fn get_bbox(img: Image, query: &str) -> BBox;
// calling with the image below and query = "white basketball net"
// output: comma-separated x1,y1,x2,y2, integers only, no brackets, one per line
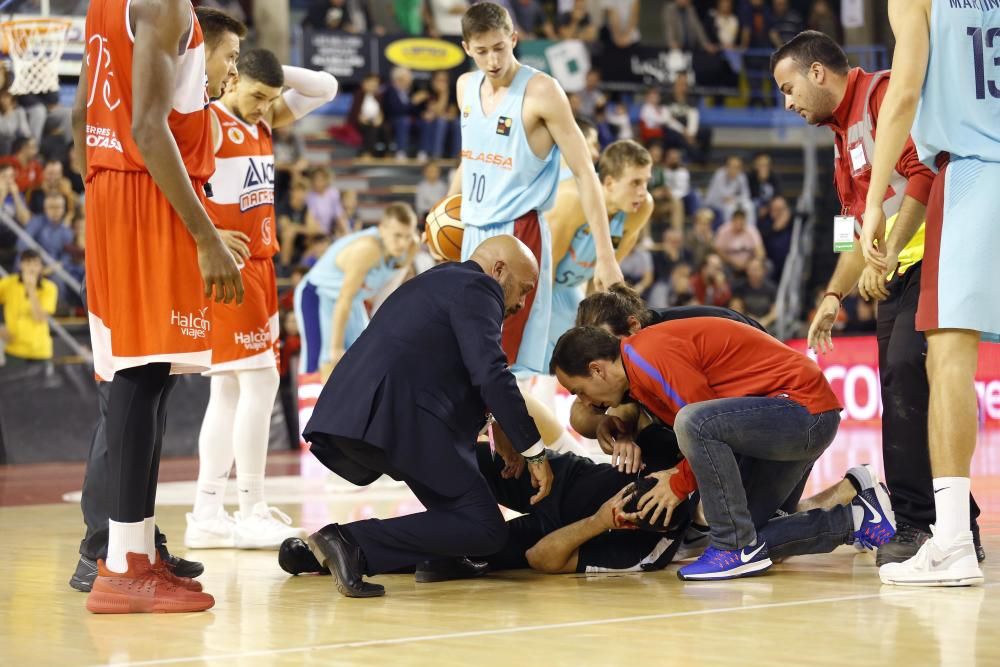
1,19,71,95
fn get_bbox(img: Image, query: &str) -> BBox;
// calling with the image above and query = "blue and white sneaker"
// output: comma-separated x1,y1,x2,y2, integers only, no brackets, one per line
845,464,879,551
677,540,772,581
852,483,896,549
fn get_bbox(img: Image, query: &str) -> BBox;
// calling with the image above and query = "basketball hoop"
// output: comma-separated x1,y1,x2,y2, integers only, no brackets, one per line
0,18,71,95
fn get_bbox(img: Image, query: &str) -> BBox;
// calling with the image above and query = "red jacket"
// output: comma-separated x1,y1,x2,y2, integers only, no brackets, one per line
821,68,934,221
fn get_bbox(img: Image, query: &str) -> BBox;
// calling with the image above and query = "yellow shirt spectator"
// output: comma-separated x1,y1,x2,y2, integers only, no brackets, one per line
0,272,58,360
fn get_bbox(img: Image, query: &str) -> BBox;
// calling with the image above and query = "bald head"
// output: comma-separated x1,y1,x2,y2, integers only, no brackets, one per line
470,235,539,318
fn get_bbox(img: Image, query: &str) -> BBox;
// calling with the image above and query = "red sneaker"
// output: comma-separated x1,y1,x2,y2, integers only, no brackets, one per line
86,553,215,614
152,555,203,592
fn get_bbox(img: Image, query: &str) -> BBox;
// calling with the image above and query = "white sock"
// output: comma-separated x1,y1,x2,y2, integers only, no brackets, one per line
193,374,239,520
933,477,971,544
143,516,156,563
233,367,280,517
107,520,147,574
550,430,586,455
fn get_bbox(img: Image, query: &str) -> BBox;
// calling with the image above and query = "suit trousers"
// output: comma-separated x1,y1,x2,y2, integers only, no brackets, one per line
877,262,980,530
331,437,507,575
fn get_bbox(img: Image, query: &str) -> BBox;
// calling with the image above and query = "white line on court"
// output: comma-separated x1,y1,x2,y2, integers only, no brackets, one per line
93,583,997,667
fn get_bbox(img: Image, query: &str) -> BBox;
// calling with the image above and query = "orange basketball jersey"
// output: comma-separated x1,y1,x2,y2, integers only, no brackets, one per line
206,102,279,259
83,0,214,181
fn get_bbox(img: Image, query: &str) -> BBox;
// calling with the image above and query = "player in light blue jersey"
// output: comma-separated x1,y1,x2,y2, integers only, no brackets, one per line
448,2,624,379
295,203,417,379
859,0,998,587
545,140,654,371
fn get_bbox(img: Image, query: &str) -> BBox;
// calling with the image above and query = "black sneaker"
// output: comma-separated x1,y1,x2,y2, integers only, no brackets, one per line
972,523,986,563
875,522,930,567
157,544,205,580
68,555,99,592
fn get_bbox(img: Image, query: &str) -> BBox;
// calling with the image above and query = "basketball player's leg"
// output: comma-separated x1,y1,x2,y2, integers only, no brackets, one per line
187,373,239,548
294,279,323,374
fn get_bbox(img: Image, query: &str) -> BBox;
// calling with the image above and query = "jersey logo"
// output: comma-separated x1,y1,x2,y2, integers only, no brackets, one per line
86,34,122,112
496,116,512,136
460,149,513,171
227,126,245,145
261,216,272,246
240,158,275,212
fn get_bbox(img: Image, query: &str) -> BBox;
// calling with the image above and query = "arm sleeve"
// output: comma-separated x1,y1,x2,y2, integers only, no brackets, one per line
669,459,698,497
281,66,339,119
868,76,933,205
449,277,542,453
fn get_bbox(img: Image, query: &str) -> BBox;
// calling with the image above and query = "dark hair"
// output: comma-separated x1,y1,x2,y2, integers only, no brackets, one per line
770,30,849,76
12,136,33,154
19,248,40,263
549,326,621,376
237,48,284,88
575,116,597,136
195,7,248,49
598,140,653,182
575,284,653,336
461,2,513,41
731,208,747,219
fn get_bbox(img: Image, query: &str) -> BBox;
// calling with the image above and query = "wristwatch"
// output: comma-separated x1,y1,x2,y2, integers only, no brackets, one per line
524,450,548,465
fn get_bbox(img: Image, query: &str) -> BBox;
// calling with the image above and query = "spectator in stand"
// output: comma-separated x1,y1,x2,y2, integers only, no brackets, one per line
691,253,732,307
301,234,333,268
272,125,309,194
278,179,324,271
619,237,655,298
714,208,765,275
367,0,423,35
64,145,85,196
383,67,429,160
18,193,73,267
0,91,29,157
1,137,43,193
663,73,711,163
667,261,696,307
415,162,449,222
0,248,57,367
734,257,777,329
600,0,640,81
303,0,359,32
652,227,692,292
306,167,347,237
593,103,616,147
63,211,86,300
748,151,782,222
740,0,775,107
0,163,30,226
709,0,740,49
688,207,717,269
511,0,555,39
769,0,804,47
340,190,360,233
558,0,597,41
645,144,682,232
663,0,716,54
664,147,698,217
704,155,754,228
578,70,607,118
808,0,842,44
28,159,78,217
728,295,746,314
349,73,389,158
426,0,469,37
758,195,794,280
605,101,633,141
420,71,459,160
638,88,668,146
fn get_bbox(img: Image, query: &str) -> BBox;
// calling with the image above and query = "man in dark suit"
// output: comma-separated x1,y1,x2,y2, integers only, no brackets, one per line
304,235,554,597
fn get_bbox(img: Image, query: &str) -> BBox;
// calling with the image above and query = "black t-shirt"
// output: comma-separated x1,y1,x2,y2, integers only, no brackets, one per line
650,305,767,333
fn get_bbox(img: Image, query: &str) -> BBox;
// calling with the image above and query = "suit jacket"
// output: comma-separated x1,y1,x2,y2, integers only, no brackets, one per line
304,261,541,497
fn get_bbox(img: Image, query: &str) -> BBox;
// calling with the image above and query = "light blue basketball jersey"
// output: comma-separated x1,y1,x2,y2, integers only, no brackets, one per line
460,65,562,226
305,227,400,301
913,0,1000,166
553,211,627,288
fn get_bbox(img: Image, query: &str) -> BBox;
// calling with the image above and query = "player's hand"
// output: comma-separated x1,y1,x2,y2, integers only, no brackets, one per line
597,416,643,474
598,483,638,531
197,235,244,304
860,206,887,271
807,295,840,354
491,423,526,479
858,264,890,303
527,455,554,505
592,256,624,292
219,229,251,263
633,468,682,529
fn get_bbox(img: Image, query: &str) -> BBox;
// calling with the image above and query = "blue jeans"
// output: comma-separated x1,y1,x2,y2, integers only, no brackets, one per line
674,397,841,551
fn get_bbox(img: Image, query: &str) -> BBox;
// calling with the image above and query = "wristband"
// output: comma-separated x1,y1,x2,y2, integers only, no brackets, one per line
822,291,843,307
524,450,548,465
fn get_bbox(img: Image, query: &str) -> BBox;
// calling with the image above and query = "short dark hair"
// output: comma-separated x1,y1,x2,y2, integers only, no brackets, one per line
770,30,849,76
19,248,41,263
237,48,284,88
461,2,513,41
575,284,654,336
549,326,621,376
195,7,248,49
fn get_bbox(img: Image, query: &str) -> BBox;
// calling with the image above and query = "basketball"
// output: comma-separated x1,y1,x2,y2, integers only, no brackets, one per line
424,194,464,262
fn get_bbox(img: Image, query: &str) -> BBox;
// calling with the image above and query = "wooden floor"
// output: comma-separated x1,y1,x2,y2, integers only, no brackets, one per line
2,435,999,667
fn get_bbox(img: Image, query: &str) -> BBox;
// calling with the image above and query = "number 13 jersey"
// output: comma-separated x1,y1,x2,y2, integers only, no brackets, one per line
914,0,1000,166
459,65,561,227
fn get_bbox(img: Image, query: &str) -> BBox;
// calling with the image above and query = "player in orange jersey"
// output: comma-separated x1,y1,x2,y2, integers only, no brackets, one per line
72,2,245,614
184,48,338,550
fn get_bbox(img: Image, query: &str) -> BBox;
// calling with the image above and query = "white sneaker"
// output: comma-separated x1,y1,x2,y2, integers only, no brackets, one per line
185,508,236,549
879,529,984,587
233,502,305,549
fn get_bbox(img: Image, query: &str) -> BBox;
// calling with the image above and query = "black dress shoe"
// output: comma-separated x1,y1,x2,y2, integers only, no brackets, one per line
157,544,205,579
415,557,489,583
69,555,99,592
279,537,328,575
307,525,385,598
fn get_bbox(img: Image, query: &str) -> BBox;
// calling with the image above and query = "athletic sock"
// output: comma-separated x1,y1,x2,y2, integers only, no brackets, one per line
236,474,265,517
143,516,156,563
933,477,971,544
193,477,228,521
107,519,146,574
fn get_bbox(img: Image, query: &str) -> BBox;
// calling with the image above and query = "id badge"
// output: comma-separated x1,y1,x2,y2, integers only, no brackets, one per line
833,215,856,253
848,139,870,176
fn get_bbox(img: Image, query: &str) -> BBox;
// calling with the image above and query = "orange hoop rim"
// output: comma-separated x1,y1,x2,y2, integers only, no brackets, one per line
0,17,73,32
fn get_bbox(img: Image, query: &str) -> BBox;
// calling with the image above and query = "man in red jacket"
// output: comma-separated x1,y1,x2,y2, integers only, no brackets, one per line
550,319,896,580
